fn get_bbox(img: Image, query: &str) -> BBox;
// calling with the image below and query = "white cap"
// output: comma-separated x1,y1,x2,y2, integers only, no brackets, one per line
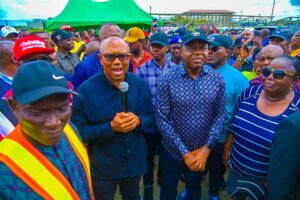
1,26,18,38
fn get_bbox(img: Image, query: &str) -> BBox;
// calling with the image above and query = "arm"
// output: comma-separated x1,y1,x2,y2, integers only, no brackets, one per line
233,38,256,70
223,133,233,166
205,80,226,149
71,94,115,144
267,117,300,200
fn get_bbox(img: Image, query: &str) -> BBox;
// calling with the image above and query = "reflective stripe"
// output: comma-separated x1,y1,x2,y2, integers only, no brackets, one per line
63,123,94,199
0,139,77,199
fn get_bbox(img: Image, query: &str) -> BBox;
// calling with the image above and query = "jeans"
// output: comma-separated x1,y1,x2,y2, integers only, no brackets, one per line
92,176,141,200
160,147,203,200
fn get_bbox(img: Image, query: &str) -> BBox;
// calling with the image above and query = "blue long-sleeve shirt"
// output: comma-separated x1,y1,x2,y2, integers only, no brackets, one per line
155,64,226,160
71,72,154,179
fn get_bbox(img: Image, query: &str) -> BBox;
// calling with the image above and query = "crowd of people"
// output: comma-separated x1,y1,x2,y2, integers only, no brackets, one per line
0,22,299,200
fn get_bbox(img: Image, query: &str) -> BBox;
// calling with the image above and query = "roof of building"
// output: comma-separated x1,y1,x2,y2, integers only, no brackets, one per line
183,10,235,14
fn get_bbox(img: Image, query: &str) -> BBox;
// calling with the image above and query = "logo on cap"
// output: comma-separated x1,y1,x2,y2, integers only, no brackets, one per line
191,32,201,36
178,38,182,43
52,75,64,80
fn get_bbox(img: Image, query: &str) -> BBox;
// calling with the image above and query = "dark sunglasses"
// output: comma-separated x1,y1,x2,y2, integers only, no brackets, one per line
101,54,129,62
208,45,220,52
262,67,295,80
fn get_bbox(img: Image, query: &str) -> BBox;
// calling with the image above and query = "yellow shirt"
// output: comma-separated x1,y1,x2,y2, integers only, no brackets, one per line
290,49,300,57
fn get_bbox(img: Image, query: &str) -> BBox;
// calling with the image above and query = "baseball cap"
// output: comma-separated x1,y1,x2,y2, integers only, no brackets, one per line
124,27,145,43
51,30,74,44
268,31,290,42
13,60,77,104
233,36,248,48
60,24,75,32
14,35,55,61
208,34,232,49
253,30,261,37
183,30,208,45
169,36,183,45
174,28,186,36
150,32,168,46
143,30,150,39
1,26,18,37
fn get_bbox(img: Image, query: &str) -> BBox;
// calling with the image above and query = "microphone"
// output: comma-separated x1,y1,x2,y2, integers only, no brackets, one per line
118,81,129,112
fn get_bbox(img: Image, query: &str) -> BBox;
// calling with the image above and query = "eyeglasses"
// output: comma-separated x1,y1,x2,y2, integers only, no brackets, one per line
21,56,52,64
208,45,220,52
101,54,130,62
262,67,295,80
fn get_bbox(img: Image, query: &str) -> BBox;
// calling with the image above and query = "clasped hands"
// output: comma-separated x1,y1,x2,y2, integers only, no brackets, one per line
182,146,211,172
111,112,140,133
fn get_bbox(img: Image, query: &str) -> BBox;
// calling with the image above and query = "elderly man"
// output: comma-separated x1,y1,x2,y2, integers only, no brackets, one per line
51,29,80,77
72,23,133,89
124,27,152,73
71,37,154,200
0,60,93,199
156,30,226,200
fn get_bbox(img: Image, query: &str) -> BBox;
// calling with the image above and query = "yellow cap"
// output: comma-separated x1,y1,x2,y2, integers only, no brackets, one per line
124,27,145,43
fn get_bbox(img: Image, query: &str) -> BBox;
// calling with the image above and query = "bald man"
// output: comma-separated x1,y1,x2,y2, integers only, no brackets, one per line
0,41,18,97
72,37,154,200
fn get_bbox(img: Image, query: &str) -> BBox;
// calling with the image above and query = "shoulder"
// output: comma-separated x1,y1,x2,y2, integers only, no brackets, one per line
240,85,263,100
77,73,102,93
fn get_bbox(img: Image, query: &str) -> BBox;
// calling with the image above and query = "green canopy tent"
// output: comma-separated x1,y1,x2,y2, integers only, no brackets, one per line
46,0,153,30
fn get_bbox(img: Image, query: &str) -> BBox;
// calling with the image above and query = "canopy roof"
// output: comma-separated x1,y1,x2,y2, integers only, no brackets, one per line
46,0,153,30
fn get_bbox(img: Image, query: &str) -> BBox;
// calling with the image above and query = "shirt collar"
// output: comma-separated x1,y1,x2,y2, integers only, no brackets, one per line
180,64,210,78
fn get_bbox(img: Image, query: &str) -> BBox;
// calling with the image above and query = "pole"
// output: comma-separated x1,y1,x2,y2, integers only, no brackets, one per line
271,0,275,22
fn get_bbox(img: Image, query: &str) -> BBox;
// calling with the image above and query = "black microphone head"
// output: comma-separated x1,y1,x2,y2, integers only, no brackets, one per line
119,81,129,92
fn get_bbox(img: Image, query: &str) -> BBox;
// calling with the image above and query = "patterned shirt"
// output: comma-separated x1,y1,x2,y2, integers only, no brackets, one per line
229,85,300,179
0,124,92,200
136,58,175,135
156,64,226,160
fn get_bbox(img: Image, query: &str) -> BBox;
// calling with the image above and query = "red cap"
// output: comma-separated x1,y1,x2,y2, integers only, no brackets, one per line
60,24,75,32
14,35,55,61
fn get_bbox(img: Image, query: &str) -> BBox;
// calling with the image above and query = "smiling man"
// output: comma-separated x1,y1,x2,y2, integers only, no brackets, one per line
0,60,93,199
156,30,226,199
71,36,154,200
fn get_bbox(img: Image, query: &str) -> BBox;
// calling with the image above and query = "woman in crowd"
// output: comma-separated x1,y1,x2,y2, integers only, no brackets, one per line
223,55,300,200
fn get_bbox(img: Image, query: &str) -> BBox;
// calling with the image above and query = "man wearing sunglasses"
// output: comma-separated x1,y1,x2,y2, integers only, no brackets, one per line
206,34,249,200
71,37,154,200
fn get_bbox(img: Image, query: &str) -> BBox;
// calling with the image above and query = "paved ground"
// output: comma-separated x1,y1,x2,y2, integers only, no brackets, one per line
115,156,231,200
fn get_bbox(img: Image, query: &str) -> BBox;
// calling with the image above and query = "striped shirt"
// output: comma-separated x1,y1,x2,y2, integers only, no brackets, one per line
229,85,300,179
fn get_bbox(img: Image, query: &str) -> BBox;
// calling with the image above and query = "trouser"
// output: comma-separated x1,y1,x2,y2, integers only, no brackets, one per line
92,176,141,200
143,134,162,187
206,142,225,196
160,146,203,200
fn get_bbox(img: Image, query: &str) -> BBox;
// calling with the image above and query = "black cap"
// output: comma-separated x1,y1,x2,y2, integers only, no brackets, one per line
183,30,209,45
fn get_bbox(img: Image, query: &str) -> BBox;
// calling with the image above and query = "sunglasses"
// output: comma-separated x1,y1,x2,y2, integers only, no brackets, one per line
262,67,295,80
208,45,220,52
101,54,129,62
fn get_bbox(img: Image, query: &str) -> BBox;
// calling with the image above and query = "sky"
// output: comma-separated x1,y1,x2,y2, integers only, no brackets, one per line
0,0,299,21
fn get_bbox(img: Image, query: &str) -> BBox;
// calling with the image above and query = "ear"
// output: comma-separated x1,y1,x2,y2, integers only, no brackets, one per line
97,54,104,65
8,99,21,119
225,49,231,58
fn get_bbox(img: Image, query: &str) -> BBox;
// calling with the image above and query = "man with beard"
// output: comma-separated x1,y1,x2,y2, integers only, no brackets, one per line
136,32,173,200
156,30,226,199
51,30,80,77
206,34,249,200
124,27,152,73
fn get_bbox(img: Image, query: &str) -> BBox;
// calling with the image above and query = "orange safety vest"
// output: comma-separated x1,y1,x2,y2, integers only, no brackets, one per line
0,123,94,200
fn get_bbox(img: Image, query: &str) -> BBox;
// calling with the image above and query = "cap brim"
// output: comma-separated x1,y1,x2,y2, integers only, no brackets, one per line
3,31,18,37
268,35,286,41
17,48,55,61
15,86,78,104
209,41,223,47
124,37,138,43
183,37,209,45
150,40,168,46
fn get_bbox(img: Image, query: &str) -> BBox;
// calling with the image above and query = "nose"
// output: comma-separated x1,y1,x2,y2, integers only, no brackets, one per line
45,112,61,128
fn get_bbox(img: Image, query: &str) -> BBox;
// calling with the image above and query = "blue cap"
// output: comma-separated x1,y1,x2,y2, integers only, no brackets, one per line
233,36,248,48
150,32,168,46
268,31,290,42
169,36,184,45
208,34,232,49
51,30,73,44
183,30,208,45
174,28,186,36
253,30,261,37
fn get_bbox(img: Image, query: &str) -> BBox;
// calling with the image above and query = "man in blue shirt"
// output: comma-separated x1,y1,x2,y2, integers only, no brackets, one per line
156,30,226,200
136,32,174,200
71,37,154,200
206,34,249,200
